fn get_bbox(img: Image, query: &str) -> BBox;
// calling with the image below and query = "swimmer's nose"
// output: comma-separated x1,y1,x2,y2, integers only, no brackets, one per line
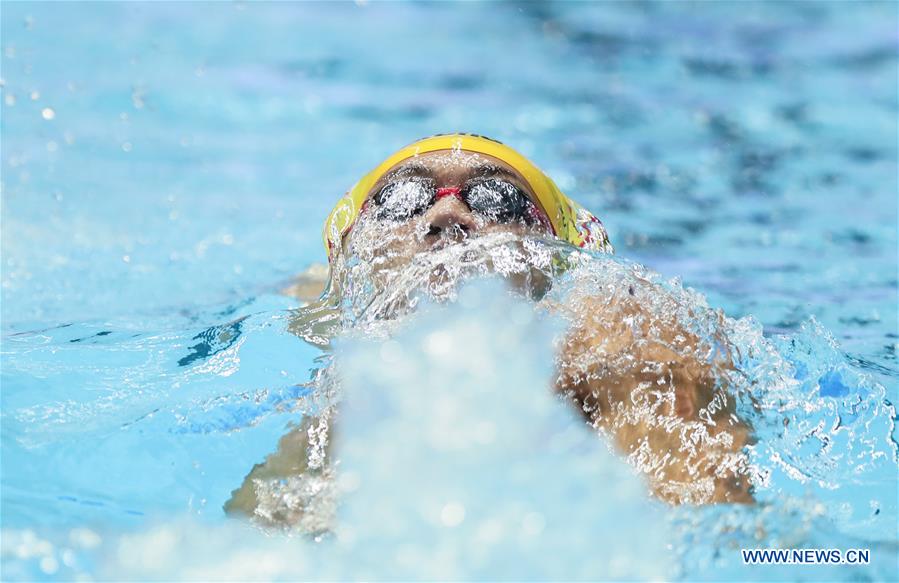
423,196,477,243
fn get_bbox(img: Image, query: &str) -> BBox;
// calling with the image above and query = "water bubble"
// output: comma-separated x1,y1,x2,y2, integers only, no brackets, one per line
424,331,452,357
68,528,101,550
39,556,59,575
379,339,403,364
61,549,76,567
5,93,15,106
131,86,146,109
41,107,55,120
122,142,132,152
30,90,39,101
439,502,465,527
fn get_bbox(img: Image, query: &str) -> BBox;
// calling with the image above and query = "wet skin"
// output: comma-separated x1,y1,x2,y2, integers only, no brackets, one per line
339,150,555,298
226,150,753,524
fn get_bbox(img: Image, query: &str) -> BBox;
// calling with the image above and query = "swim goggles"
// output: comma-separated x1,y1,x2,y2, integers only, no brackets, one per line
367,175,550,230
323,133,613,259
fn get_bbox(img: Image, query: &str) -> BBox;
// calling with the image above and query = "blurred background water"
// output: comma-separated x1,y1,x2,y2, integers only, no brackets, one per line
1,1,897,580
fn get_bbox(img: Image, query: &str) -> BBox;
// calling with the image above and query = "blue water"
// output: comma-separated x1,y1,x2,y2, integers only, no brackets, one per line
1,2,897,580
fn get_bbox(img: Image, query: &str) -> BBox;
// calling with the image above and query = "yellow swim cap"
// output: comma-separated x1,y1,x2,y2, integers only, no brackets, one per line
322,133,612,259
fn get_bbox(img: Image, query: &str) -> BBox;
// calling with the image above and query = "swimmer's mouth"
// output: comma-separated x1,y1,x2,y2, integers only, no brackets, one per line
422,225,472,251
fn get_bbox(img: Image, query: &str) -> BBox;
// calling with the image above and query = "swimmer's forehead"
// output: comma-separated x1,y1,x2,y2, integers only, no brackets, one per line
366,150,535,198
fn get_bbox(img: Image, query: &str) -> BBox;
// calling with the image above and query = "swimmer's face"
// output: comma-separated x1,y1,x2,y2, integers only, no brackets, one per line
345,150,553,266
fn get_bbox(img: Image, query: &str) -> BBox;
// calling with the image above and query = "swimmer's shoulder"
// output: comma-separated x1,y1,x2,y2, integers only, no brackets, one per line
283,263,329,303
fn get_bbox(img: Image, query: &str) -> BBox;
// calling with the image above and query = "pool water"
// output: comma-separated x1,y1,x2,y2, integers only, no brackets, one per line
1,2,897,580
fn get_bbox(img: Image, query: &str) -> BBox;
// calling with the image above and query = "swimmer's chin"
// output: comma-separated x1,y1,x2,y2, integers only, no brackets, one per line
399,239,554,304
338,231,559,320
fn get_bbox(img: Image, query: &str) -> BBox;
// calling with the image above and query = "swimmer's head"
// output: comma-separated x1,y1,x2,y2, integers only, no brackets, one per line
321,134,613,315
323,134,613,262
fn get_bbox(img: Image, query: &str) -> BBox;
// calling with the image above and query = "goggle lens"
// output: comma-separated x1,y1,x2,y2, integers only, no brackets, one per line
463,178,532,223
371,178,538,225
372,177,436,221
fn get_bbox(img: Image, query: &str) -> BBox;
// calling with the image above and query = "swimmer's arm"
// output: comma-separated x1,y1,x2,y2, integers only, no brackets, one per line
224,412,332,522
552,290,753,504
282,263,329,303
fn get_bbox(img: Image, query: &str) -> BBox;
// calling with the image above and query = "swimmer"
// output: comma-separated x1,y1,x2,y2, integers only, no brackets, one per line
226,134,753,527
